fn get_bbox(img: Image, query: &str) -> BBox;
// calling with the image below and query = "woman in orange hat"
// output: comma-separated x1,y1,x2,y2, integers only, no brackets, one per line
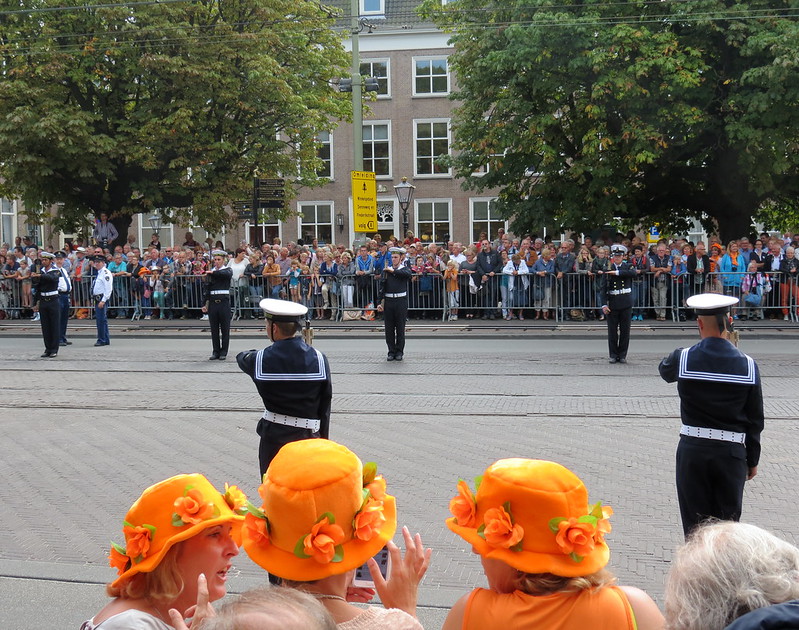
82,474,247,629
442,459,664,630
242,439,431,629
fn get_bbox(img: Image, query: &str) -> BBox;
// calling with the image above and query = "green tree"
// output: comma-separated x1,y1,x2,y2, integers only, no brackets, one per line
0,0,350,244
420,0,799,242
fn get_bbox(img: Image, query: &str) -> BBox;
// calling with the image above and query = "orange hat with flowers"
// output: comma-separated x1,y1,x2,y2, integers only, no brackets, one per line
446,459,612,577
108,474,247,588
242,439,397,581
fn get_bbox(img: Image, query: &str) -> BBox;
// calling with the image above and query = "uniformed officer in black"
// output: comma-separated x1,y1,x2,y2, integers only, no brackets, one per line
600,244,637,363
203,249,233,360
659,293,764,537
378,246,412,361
32,251,61,358
237,298,332,479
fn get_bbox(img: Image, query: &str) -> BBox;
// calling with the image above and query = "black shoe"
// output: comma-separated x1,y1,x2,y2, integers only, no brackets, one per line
40,352,51,358
209,354,220,360
608,357,618,363
619,358,627,364
218,354,227,361
47,353,57,358
387,353,395,361
94,341,106,347
59,341,68,347
394,352,403,361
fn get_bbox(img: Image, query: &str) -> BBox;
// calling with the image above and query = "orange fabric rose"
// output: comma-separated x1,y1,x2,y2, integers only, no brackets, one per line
109,546,130,575
595,506,613,543
354,499,385,541
224,483,247,512
174,488,214,525
244,512,270,547
303,516,346,564
366,475,387,501
449,480,477,527
555,518,597,557
483,506,524,549
123,525,152,560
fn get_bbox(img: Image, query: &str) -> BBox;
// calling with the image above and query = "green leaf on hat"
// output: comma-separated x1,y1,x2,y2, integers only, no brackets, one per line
332,544,344,563
510,539,524,553
589,501,604,519
569,552,584,563
293,536,312,559
132,554,144,564
548,517,567,534
245,501,266,518
476,523,487,540
212,504,221,518
110,541,127,555
122,520,134,529
316,512,336,525
183,484,195,496
503,502,514,523
474,475,483,492
363,462,378,485
172,513,186,528
143,523,157,537
577,514,598,526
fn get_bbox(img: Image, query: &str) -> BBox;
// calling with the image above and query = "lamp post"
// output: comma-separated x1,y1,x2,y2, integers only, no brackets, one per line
147,212,162,234
336,212,345,233
393,177,415,242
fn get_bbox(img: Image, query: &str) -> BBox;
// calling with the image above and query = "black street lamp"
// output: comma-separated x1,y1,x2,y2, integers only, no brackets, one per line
393,177,415,241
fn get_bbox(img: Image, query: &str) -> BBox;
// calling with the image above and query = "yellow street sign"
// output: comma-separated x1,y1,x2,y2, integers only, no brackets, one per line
351,170,377,232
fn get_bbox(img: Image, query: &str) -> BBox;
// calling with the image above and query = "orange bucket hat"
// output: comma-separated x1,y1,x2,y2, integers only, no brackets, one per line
108,474,247,588
446,459,612,577
242,439,397,581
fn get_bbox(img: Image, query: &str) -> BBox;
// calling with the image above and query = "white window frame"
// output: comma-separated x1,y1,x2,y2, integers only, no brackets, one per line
246,218,281,247
0,197,17,246
359,0,384,16
316,130,333,180
412,56,450,96
363,120,392,179
413,118,451,178
414,198,452,245
297,201,335,246
469,198,507,242
360,58,391,99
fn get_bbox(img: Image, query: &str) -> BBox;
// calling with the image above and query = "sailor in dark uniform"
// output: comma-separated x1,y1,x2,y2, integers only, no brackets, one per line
378,246,412,361
33,251,61,358
203,250,233,360
659,293,764,537
600,244,637,363
237,298,332,479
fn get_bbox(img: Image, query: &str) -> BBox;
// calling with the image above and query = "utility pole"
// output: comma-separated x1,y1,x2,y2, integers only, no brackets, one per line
351,0,363,173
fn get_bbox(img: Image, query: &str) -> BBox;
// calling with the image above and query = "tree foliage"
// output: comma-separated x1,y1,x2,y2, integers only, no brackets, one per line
420,0,799,242
0,0,351,237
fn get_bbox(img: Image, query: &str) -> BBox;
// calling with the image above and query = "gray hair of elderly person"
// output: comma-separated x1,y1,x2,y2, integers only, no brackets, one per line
664,521,799,630
201,586,336,630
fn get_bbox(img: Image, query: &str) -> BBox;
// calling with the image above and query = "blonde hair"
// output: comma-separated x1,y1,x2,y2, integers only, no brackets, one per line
106,543,184,602
513,568,616,596
203,586,335,630
665,522,799,630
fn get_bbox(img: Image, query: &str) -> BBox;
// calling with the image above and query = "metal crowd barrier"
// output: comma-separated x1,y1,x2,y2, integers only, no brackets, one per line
0,270,796,324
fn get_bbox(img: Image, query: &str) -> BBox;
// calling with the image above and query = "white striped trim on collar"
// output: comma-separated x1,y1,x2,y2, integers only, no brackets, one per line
678,348,756,385
253,347,327,382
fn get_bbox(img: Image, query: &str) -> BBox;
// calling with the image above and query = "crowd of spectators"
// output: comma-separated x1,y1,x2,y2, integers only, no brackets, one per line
1,229,797,323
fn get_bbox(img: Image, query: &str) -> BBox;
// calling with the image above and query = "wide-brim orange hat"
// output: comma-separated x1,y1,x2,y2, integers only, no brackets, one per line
446,459,611,577
109,474,247,588
243,439,397,581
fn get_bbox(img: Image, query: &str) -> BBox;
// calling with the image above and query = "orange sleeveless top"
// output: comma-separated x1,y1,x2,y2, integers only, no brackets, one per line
462,586,636,630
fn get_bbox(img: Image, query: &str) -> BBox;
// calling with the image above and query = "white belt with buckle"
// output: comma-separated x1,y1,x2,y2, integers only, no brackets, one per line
609,289,631,295
680,424,746,444
211,290,229,295
40,291,58,297
385,292,407,298
261,410,320,432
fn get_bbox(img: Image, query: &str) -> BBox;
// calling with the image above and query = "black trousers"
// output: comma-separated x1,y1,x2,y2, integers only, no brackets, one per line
208,296,231,356
257,419,319,478
607,305,632,360
676,435,748,537
39,296,60,354
383,296,408,354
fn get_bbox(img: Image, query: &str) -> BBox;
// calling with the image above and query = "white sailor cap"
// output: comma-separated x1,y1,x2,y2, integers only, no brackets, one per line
610,244,628,256
76,247,87,253
259,298,308,322
686,293,739,315
211,249,227,257
40,251,55,259
388,246,406,255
